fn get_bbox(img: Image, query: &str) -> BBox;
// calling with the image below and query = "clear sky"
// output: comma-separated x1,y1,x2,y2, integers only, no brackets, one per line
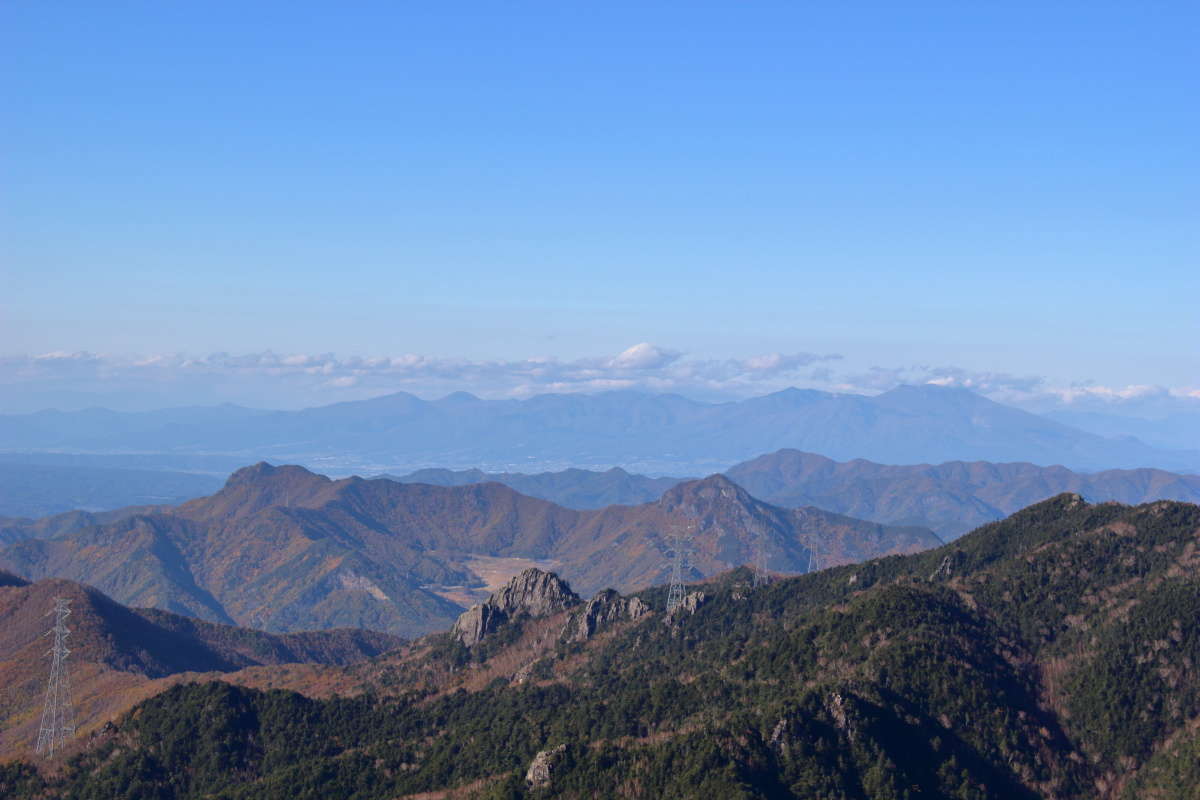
2,2,1197,408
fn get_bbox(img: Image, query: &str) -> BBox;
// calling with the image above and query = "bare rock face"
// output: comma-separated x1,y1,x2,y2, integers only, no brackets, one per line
561,588,653,643
452,568,580,646
525,743,567,788
491,568,580,617
626,595,651,620
665,590,707,624
449,603,505,647
681,591,707,613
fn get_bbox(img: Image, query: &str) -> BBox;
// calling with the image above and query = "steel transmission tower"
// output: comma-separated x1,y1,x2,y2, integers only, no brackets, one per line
36,597,76,757
752,528,770,588
664,525,694,613
807,532,821,574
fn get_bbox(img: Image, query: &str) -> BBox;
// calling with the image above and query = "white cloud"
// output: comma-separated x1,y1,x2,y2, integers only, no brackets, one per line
4,346,1192,421
607,343,681,370
837,365,1045,396
0,345,845,409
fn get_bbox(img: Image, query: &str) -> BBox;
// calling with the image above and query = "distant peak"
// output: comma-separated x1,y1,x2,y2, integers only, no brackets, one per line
660,473,749,505
694,473,740,488
225,462,278,486
223,462,322,489
437,391,482,404
766,386,820,400
490,568,580,615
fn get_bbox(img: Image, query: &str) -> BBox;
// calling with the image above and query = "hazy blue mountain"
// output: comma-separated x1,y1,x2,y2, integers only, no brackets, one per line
1,385,1196,475
385,466,686,509
726,448,1200,539
1045,408,1200,453
0,462,223,519
366,449,1200,539
0,451,249,474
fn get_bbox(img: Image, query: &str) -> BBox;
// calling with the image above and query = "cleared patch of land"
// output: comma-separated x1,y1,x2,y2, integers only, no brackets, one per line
423,554,561,607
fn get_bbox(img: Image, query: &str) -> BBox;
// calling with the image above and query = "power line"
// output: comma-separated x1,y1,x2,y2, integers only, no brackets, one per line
35,597,76,758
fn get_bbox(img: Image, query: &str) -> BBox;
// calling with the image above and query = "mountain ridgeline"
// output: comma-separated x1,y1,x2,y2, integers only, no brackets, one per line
4,494,1200,798
0,463,938,636
389,451,1200,540
2,385,1196,475
387,465,685,509
724,449,1200,539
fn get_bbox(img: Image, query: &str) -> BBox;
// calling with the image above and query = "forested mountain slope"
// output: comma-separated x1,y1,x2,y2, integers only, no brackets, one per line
0,577,402,758
4,494,1198,798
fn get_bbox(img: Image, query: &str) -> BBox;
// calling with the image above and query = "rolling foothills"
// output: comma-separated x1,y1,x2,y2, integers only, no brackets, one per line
0,463,938,637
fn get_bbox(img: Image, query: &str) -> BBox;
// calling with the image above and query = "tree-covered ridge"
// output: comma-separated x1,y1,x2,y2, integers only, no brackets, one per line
5,494,1199,799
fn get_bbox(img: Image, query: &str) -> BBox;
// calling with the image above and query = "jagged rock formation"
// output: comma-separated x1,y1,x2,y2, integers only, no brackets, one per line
490,568,580,617
525,744,568,788
452,568,580,645
665,590,707,624
561,589,652,643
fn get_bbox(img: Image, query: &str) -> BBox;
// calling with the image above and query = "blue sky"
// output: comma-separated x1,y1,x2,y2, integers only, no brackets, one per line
2,2,1197,409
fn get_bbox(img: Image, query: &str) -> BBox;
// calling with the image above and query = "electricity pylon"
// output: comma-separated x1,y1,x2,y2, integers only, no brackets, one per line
752,529,770,588
35,597,76,757
807,532,821,574
664,524,695,613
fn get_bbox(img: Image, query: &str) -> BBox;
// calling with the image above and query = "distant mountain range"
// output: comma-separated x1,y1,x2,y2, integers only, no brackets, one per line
2,384,1197,474
9,444,1200,563
385,451,1200,540
0,461,222,519
724,449,1200,539
1045,407,1200,453
0,464,938,636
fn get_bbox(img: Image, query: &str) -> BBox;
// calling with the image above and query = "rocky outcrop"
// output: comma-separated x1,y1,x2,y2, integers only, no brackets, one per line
490,568,580,617
561,589,653,643
452,568,580,646
525,744,568,788
449,603,506,647
665,590,707,624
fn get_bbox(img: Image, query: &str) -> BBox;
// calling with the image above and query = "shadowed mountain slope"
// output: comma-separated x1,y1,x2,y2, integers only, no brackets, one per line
0,464,938,636
726,448,1200,538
